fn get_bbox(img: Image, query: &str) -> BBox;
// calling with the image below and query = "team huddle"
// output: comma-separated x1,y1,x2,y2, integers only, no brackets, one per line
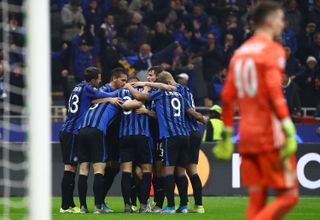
59,2,300,219
59,65,209,214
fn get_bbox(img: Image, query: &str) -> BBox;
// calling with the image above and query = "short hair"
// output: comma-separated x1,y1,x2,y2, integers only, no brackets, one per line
110,67,127,80
84,67,101,82
157,71,174,84
251,1,283,27
127,76,140,83
147,66,163,76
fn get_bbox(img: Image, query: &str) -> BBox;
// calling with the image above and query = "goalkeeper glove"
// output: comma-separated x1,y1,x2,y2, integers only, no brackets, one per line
281,118,297,160
212,128,234,160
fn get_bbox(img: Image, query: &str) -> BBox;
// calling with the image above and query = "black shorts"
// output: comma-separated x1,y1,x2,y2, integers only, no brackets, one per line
119,135,153,164
188,131,202,164
162,135,189,168
105,121,120,162
78,128,107,163
59,131,78,165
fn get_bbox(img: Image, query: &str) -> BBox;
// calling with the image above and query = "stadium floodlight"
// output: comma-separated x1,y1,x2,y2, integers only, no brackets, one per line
0,0,51,219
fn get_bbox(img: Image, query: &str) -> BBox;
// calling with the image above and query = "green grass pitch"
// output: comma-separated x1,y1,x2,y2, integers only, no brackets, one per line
1,196,320,220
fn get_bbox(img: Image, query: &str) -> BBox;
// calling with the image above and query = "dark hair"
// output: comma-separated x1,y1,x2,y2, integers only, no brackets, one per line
127,76,140,83
147,66,163,76
110,67,127,80
251,1,283,27
84,67,101,82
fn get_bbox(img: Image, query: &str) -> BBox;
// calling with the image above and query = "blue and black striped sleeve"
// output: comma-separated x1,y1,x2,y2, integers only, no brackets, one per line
148,89,163,101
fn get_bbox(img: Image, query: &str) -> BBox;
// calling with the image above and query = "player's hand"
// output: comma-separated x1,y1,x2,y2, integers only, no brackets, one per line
130,82,147,87
123,83,131,89
108,97,123,107
201,115,209,124
135,106,148,115
212,128,234,160
281,119,297,160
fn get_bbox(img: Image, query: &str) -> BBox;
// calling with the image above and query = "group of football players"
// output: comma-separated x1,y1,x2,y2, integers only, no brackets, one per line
59,65,209,214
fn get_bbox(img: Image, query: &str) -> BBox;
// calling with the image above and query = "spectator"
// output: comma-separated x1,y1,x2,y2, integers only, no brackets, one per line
311,32,320,63
297,22,317,62
83,0,103,30
282,19,298,55
128,0,153,14
173,22,192,49
151,22,174,53
99,14,117,47
133,42,179,72
309,0,320,27
191,4,208,28
223,12,243,46
284,46,302,81
201,33,225,81
282,74,302,117
61,0,85,42
71,27,100,82
285,0,302,34
217,0,247,16
243,19,254,41
208,67,227,105
223,33,236,65
171,0,189,23
113,0,132,37
300,56,319,107
126,12,150,51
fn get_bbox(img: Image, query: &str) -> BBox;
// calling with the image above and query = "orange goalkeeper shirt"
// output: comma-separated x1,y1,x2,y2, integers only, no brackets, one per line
221,34,290,154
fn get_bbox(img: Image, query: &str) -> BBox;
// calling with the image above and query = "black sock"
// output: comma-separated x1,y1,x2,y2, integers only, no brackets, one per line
157,176,165,208
190,173,202,205
175,175,189,206
121,172,132,205
164,174,175,207
78,175,88,208
69,172,76,207
103,167,119,202
130,178,138,206
93,173,105,209
61,171,75,209
152,176,160,204
139,172,152,205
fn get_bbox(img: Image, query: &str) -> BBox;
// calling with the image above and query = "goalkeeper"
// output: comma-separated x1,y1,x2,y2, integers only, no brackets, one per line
213,2,299,220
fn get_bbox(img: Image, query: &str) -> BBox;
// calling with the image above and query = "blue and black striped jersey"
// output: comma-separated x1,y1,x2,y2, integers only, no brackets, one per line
100,83,114,93
149,88,190,139
118,88,151,137
61,81,117,135
79,102,120,135
176,84,199,132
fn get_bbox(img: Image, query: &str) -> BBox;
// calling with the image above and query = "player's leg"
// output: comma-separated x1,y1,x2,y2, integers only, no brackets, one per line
91,129,108,213
254,188,298,220
245,186,267,220
152,141,165,211
175,136,190,213
130,165,141,211
136,136,153,212
59,131,79,213
161,137,178,213
92,162,107,212
253,152,299,220
186,131,203,213
78,162,90,213
119,137,135,212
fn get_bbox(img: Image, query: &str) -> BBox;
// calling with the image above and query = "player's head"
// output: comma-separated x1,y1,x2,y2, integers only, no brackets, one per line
110,67,128,89
84,67,102,88
127,76,140,83
251,1,284,38
157,71,175,85
147,65,163,82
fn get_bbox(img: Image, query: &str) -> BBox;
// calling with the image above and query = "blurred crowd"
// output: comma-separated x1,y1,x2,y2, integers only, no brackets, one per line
1,0,320,117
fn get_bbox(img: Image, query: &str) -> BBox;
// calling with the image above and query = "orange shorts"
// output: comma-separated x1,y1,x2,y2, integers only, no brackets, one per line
241,149,298,189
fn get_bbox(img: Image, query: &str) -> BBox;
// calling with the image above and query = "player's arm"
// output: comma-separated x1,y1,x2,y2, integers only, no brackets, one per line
265,54,297,160
131,81,176,91
92,97,122,106
186,108,209,124
122,99,143,110
135,106,157,118
124,83,151,101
